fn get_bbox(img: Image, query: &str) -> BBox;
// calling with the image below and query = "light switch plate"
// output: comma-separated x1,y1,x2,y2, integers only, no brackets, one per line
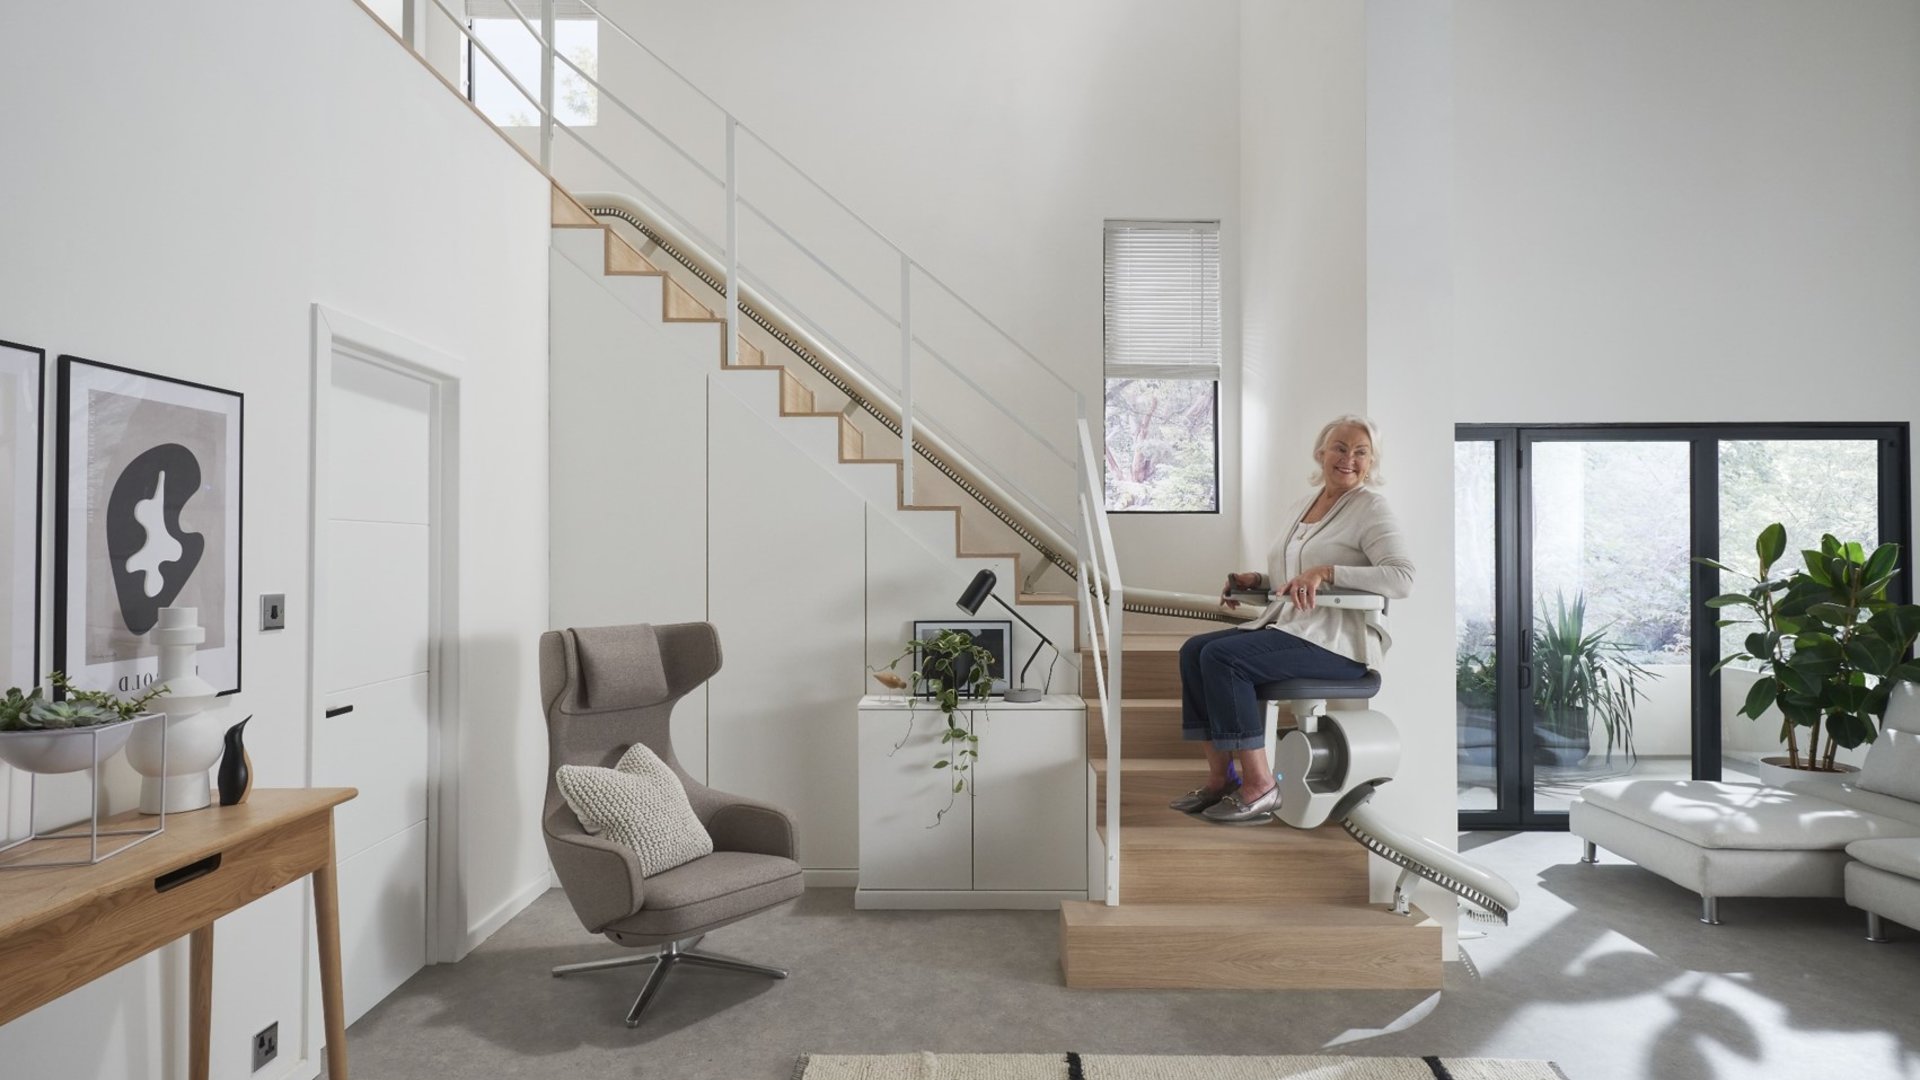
259,594,287,631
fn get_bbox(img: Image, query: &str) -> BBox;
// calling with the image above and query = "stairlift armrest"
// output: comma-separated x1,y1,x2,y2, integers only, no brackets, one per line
1309,588,1388,612
545,820,647,932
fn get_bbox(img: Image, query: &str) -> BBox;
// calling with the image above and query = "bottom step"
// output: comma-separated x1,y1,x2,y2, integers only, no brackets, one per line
1059,900,1441,990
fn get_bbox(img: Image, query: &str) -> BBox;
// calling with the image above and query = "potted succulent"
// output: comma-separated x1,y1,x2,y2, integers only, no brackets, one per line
0,673,169,774
1707,524,1920,782
872,628,999,824
1531,591,1653,766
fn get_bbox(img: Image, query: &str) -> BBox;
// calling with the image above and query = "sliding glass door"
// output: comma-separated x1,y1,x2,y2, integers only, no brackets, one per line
1457,425,1909,830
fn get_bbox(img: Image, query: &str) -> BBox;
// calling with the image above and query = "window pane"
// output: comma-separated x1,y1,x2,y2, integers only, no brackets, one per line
1103,378,1217,512
470,18,598,128
1717,439,1881,779
1456,441,1498,812
1530,441,1691,813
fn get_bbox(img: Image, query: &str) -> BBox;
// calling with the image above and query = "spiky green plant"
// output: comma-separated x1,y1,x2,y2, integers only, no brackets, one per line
1531,591,1653,763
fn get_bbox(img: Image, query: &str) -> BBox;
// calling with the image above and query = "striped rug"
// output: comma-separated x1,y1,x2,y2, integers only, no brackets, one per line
793,1054,1568,1080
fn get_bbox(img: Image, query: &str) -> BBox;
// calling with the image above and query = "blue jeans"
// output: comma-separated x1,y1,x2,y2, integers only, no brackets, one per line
1179,628,1368,751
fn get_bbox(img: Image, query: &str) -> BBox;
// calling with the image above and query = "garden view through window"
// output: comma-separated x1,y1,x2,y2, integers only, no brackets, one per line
1454,427,1904,827
1102,221,1220,512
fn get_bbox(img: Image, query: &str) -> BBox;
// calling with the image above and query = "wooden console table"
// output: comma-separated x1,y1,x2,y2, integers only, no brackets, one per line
0,788,358,1080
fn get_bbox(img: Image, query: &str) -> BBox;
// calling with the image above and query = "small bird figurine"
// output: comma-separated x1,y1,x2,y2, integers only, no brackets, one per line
217,716,253,806
872,671,908,691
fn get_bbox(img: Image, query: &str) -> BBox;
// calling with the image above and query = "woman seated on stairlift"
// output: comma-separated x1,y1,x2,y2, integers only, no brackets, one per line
1170,414,1415,825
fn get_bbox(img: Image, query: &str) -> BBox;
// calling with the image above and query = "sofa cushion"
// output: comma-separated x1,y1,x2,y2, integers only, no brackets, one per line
1574,780,1908,850
1782,779,1920,829
556,742,713,877
1858,727,1920,803
1845,837,1920,880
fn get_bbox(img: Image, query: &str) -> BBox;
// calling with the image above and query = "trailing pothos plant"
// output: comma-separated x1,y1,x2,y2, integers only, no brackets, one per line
872,628,999,826
1705,524,1920,772
0,672,169,733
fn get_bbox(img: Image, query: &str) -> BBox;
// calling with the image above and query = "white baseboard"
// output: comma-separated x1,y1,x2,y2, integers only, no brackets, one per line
461,870,557,957
854,889,1085,910
804,868,859,887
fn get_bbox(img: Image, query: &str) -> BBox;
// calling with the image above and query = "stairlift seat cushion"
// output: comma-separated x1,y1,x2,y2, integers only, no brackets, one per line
1845,838,1920,880
1858,727,1920,803
1255,671,1382,701
556,743,714,877
1575,779,1914,850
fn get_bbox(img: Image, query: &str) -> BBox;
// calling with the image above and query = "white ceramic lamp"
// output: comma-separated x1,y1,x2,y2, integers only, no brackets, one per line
125,606,225,813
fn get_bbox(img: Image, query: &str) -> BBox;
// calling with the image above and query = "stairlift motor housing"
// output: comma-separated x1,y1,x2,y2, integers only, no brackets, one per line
1275,702,1399,829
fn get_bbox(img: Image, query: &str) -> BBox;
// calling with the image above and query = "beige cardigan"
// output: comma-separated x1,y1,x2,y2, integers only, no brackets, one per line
1237,486,1415,668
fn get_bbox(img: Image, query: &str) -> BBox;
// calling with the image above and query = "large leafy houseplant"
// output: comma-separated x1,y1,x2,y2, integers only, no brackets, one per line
873,629,999,824
1531,591,1653,764
1707,525,1920,772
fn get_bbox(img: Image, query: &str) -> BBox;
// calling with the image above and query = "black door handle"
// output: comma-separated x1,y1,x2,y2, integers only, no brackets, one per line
325,704,354,718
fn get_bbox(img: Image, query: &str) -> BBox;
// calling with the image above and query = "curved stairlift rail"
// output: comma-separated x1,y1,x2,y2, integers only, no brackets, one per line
1342,802,1519,925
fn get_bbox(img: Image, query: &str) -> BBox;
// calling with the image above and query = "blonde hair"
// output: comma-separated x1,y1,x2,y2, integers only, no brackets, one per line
1308,414,1384,486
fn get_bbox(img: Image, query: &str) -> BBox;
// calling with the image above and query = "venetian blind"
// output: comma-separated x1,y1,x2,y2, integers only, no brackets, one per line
1102,220,1221,381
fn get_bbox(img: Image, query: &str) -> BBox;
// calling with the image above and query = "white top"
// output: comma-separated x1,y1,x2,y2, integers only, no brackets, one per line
1239,487,1415,668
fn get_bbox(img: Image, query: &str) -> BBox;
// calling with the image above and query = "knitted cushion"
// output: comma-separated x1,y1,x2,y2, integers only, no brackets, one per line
556,744,713,877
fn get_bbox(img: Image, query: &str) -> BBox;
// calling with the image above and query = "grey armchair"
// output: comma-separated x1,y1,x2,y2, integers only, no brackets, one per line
539,622,804,1027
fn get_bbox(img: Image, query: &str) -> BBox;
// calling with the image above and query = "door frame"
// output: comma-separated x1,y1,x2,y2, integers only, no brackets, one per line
1459,422,1911,831
308,303,465,963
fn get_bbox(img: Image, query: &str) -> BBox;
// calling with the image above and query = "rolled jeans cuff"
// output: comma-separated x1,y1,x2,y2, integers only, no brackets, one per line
1208,734,1266,751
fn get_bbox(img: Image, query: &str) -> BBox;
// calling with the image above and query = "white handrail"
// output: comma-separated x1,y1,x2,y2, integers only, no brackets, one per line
1077,417,1122,905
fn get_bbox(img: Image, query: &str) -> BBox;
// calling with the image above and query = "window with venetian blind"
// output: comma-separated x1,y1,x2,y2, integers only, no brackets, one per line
1103,220,1221,512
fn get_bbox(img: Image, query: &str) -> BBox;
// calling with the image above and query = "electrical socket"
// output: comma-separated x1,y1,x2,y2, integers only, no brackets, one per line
252,1022,278,1071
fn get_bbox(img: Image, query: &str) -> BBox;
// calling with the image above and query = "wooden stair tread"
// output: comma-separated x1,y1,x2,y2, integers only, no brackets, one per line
1062,899,1432,931
1090,757,1202,775
1097,823,1351,850
1091,698,1180,709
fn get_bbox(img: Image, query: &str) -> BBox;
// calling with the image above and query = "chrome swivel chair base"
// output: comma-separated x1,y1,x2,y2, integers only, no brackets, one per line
552,935,789,1027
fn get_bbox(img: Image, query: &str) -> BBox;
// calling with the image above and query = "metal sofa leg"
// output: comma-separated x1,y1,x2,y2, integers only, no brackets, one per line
1700,895,1721,925
1580,840,1598,864
1867,912,1889,943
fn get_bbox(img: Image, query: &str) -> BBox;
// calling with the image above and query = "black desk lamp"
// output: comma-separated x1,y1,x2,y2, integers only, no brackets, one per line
956,569,1056,703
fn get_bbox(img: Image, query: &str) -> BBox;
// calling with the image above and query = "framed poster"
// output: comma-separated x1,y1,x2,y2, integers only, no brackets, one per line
1,341,44,691
56,356,243,696
913,619,1011,697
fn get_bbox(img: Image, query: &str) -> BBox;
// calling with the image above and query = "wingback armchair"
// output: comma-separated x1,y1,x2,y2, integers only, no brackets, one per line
539,622,803,1026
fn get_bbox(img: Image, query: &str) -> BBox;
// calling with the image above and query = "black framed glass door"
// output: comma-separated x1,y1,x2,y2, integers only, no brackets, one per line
1457,424,1910,830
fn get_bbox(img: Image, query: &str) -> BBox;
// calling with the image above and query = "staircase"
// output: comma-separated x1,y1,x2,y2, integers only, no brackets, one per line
1061,633,1442,990
548,185,1081,636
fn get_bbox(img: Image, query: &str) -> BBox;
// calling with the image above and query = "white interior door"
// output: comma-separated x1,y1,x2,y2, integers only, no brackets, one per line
315,352,434,1024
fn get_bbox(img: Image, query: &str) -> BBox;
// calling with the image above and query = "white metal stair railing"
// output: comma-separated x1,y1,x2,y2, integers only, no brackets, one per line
1075,417,1123,905
401,0,1244,627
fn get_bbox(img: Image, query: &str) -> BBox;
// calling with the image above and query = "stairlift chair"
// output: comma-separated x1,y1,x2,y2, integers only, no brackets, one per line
1256,591,1521,925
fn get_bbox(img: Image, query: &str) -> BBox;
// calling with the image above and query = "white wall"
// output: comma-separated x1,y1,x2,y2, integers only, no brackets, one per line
1238,0,1368,567
0,3,552,1079
535,0,1244,590
1454,0,1920,429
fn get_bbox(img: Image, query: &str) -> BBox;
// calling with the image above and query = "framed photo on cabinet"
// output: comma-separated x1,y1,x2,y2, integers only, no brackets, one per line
1,340,44,690
56,356,243,696
913,618,1011,697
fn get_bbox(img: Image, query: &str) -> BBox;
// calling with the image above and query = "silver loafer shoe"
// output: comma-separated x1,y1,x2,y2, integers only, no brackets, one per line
1168,784,1235,814
1201,782,1281,824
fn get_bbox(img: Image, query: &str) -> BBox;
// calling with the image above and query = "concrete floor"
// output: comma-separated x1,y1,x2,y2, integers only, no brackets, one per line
335,831,1920,1080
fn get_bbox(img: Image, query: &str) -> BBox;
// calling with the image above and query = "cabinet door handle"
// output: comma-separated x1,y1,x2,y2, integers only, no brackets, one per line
324,704,353,718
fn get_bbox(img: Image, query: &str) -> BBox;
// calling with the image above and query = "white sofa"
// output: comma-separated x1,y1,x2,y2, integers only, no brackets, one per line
1570,682,1920,934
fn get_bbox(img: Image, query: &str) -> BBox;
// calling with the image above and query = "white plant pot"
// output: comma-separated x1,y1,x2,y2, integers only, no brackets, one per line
0,717,141,775
1756,756,1859,790
123,606,225,814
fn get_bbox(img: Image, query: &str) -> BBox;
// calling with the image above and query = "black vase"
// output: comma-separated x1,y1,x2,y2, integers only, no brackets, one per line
217,716,253,806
